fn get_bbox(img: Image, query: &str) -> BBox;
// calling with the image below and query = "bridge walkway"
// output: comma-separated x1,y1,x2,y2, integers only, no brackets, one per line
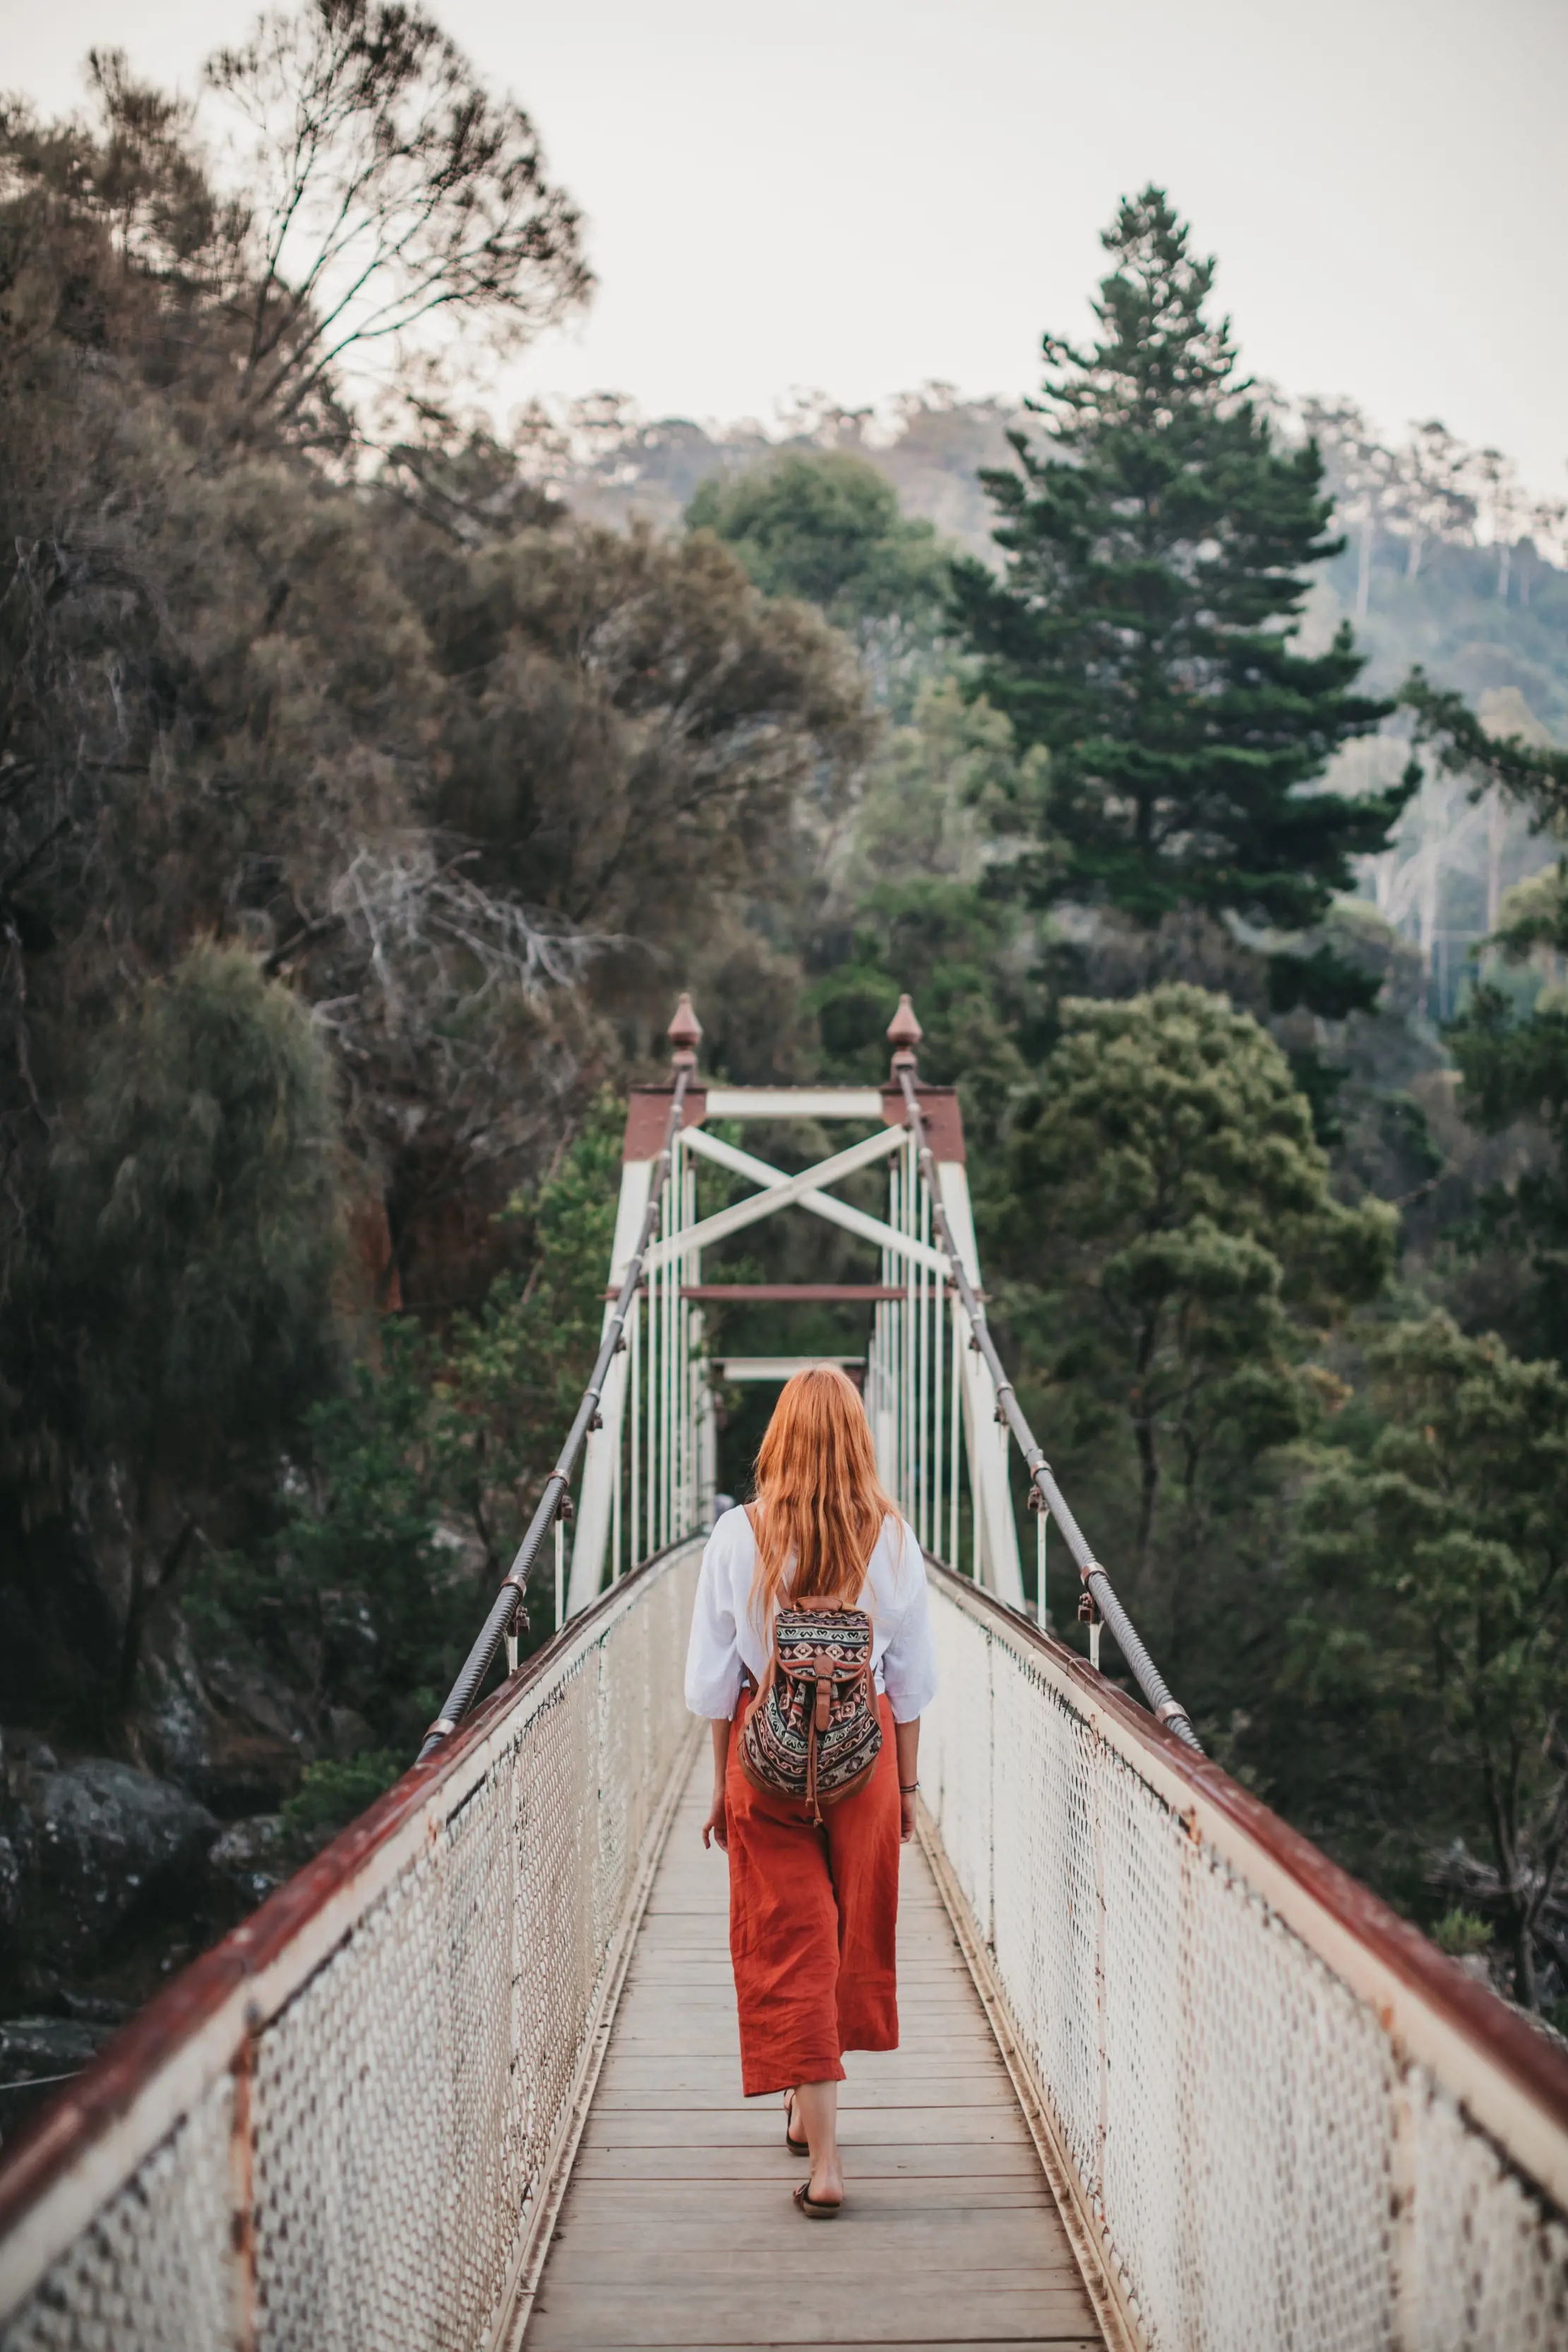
527,1746,1103,2352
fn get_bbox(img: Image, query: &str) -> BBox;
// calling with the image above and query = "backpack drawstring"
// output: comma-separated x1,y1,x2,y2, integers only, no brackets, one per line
806,1656,833,1823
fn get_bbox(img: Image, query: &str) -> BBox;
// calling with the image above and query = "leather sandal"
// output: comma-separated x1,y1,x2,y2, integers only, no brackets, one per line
782,2090,808,2157
794,2180,842,2219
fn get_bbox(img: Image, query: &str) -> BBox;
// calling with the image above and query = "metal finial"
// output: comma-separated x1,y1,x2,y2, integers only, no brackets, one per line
887,993,922,1073
667,991,702,1069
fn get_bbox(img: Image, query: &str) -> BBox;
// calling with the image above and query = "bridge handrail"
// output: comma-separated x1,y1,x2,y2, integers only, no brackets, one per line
891,1037,1199,1751
0,1539,705,2344
921,1554,1568,2348
418,1001,701,1762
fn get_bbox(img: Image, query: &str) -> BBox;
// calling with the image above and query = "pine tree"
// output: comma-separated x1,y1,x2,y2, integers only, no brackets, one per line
954,189,1411,1010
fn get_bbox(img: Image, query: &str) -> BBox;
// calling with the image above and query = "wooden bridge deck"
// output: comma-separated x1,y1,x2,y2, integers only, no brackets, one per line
527,1749,1105,2352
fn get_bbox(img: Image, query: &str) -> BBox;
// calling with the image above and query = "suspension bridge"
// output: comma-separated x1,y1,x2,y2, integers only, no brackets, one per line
1,996,1566,2351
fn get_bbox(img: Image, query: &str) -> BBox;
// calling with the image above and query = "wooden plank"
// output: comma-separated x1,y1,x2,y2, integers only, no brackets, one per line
592,2079,1022,2111
579,2109,1034,2149
608,2029,1001,2050
523,1749,1105,2351
549,2176,1058,2212
537,2185,1060,2231
544,2243,1087,2281
571,2143,1046,2180
597,2051,1013,2083
527,2288,1098,2347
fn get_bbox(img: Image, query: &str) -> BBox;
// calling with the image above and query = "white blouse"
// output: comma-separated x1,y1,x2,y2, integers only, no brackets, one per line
684,1505,938,1725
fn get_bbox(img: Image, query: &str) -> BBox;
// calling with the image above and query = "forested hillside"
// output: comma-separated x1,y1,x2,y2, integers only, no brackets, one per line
4,0,1568,2113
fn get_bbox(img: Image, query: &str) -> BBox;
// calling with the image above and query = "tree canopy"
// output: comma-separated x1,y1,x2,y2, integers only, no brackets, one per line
1283,1315,1568,2006
205,0,590,446
52,943,343,1700
954,189,1412,1011
1002,986,1394,1592
687,450,951,696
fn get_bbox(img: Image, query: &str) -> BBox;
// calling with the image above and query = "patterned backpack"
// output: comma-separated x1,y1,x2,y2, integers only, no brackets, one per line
739,1591,883,1822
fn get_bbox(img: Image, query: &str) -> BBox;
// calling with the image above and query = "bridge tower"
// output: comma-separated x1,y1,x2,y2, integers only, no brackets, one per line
567,993,1023,1613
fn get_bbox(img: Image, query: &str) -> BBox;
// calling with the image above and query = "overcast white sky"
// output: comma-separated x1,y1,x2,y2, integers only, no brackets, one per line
6,0,1566,493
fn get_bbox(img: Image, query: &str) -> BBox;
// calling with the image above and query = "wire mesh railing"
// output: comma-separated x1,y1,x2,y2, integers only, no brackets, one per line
0,1540,705,2352
921,1561,1568,2352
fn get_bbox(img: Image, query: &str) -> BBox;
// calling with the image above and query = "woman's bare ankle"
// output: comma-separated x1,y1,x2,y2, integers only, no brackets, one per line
794,2078,844,2201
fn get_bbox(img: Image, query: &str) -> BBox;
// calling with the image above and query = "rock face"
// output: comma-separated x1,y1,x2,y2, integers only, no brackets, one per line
0,2014,112,2082
22,1757,219,1963
207,1814,286,1906
0,2014,119,2148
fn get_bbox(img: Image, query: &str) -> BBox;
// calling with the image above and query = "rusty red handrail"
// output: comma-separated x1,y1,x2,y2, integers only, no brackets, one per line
928,1553,1568,2149
0,1548,674,2253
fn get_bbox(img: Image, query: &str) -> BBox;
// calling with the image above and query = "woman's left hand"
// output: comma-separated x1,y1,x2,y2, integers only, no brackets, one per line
701,1785,729,1851
899,1787,917,1845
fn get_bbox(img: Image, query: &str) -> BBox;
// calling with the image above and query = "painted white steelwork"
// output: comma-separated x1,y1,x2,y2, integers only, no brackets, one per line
568,1083,1022,1611
701,1085,886,1119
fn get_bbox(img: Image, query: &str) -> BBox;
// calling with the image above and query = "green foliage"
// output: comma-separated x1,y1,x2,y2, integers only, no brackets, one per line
184,1317,460,1747
188,1097,625,1748
56,942,343,1455
1432,1906,1493,1959
1444,856,1568,1361
688,450,948,633
1449,987,1568,1260
431,1092,626,1564
280,1751,405,1862
806,679,1046,1141
1001,986,1394,1592
1401,669,1568,825
39,941,342,1705
808,882,1031,1150
846,677,1046,890
954,189,1410,993
1281,1315,1568,2005
1267,945,1382,1022
422,517,872,948
687,450,951,709
0,49,875,1736
280,1322,460,1737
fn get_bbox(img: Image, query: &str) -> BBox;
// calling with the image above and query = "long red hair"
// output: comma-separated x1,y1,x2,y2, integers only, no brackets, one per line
748,1365,899,1627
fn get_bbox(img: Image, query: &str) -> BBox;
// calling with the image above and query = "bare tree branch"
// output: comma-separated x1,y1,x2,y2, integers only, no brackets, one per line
203,0,592,444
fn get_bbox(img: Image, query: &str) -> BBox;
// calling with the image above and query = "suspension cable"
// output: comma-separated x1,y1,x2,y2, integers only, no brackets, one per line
891,1029,1202,1755
416,1005,701,1763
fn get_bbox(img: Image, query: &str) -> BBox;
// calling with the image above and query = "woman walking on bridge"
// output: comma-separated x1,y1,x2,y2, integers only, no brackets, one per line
686,1363,936,2219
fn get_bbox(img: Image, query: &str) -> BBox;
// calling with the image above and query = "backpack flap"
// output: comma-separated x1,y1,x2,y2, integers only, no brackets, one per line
738,1604,883,1822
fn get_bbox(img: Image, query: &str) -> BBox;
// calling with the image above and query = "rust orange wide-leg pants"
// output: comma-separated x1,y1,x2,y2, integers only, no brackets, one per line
725,1691,901,2096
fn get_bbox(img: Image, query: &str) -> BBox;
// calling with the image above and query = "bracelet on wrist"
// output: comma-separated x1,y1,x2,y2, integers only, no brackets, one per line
900,1780,919,1793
